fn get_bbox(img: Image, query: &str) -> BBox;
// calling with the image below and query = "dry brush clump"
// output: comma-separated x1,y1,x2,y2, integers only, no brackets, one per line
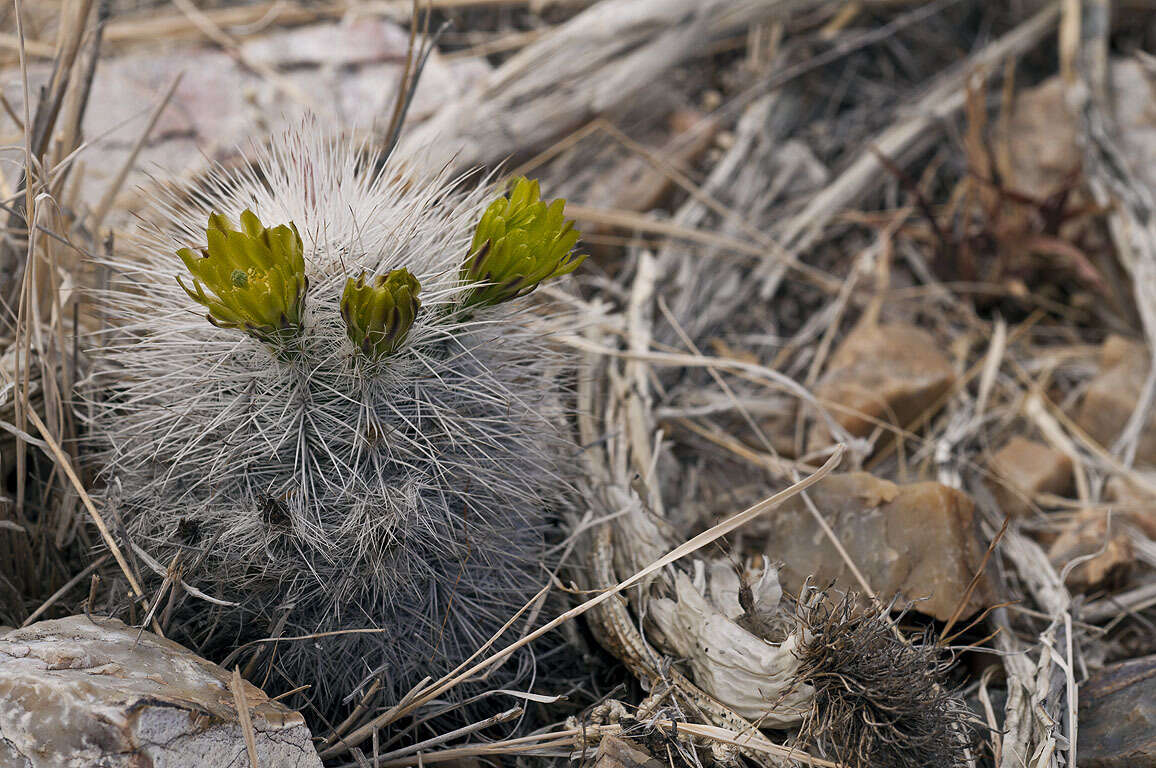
791,591,982,768
85,123,585,719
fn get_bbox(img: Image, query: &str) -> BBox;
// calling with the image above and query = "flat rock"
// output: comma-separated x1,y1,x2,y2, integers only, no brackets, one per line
1079,654,1156,767
0,616,321,768
595,735,666,768
811,321,956,448
751,472,993,621
0,20,489,228
987,436,1073,517
1077,336,1156,465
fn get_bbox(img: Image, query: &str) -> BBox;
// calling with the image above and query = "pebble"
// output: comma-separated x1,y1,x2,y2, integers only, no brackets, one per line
811,321,956,449
751,472,993,621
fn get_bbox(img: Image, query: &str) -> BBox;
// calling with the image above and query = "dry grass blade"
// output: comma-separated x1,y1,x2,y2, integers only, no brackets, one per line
21,403,147,606
231,666,260,768
20,553,109,627
658,721,843,768
333,720,842,768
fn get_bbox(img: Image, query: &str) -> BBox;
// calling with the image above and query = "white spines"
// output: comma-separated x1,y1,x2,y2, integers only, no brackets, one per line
87,121,578,715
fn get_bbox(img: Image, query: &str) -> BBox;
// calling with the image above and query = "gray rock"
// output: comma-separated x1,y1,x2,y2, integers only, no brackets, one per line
0,19,490,229
0,616,321,768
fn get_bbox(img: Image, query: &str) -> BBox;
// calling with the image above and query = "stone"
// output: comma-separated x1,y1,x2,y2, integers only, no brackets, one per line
1079,654,1156,767
0,616,321,768
595,735,666,768
1077,336,1156,465
810,321,956,448
1002,60,1156,203
239,18,411,68
750,472,993,621
1106,475,1156,539
987,437,1073,517
1002,76,1081,198
0,20,490,229
1049,507,1133,591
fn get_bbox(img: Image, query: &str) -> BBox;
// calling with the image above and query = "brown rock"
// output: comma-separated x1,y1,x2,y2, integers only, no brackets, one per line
1049,507,1133,590
1002,61,1156,207
811,321,956,446
1106,475,1156,538
752,473,993,621
1077,335,1156,465
1079,654,1156,767
987,437,1074,517
0,616,321,768
595,735,666,768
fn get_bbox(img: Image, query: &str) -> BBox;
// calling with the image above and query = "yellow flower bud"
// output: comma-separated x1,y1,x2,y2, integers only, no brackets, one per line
340,268,421,359
461,178,585,308
177,209,308,346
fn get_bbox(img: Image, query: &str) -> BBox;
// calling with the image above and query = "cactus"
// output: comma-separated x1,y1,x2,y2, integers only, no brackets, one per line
88,125,584,719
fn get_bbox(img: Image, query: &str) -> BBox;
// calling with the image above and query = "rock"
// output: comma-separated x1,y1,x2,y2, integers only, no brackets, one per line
1003,76,1081,198
1003,60,1156,203
810,321,956,448
595,735,665,768
240,18,411,68
0,616,321,768
751,473,993,621
1079,654,1156,767
1106,474,1156,539
1077,336,1156,465
987,437,1073,517
1048,507,1133,590
0,20,490,228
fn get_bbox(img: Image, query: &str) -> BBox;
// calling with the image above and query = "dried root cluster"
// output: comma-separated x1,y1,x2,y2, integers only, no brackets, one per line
88,124,581,717
793,593,981,768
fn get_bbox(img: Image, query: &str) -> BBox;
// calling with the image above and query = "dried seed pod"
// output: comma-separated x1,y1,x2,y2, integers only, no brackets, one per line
791,591,982,768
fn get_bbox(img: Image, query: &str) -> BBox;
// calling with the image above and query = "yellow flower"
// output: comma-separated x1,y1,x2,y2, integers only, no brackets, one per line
177,209,308,346
341,269,421,359
461,178,584,308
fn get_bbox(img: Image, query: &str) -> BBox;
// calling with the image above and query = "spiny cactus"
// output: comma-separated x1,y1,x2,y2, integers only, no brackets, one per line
87,124,585,720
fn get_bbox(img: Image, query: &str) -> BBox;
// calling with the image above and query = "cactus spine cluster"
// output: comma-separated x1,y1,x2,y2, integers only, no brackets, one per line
90,126,584,718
